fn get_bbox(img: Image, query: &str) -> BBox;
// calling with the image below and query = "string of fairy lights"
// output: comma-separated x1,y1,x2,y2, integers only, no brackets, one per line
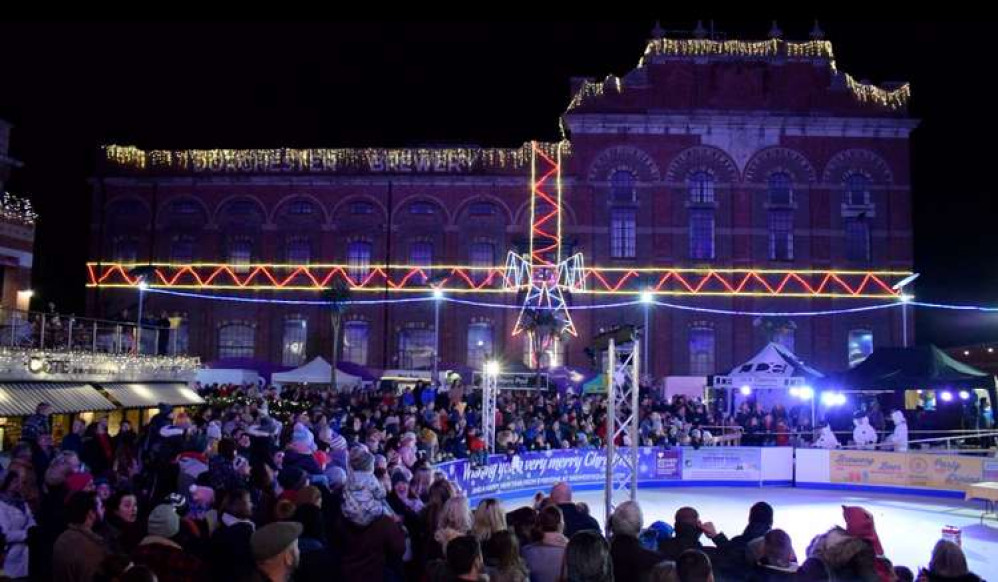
103,142,570,174
568,37,910,112
1,192,38,226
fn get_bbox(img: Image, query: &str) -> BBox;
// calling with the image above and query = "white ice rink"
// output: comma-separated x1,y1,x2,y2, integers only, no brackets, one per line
503,486,998,578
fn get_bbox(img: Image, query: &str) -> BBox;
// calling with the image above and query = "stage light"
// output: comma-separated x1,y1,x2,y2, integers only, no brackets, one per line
740,385,752,396
940,391,953,402
821,392,846,407
432,288,444,300
798,386,814,400
959,390,970,401
640,290,654,304
484,361,500,377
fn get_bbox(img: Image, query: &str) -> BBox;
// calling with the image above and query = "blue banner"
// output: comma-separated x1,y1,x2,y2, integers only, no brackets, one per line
436,447,682,500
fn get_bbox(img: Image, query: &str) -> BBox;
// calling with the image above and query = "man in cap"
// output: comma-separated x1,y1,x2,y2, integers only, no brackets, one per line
250,521,302,582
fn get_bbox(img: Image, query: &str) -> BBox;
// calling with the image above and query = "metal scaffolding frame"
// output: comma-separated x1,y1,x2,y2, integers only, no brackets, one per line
482,363,499,452
603,335,640,534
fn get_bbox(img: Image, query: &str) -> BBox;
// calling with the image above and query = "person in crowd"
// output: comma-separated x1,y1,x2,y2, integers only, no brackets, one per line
564,531,613,582
209,488,256,581
249,521,303,582
52,491,109,582
921,539,983,582
659,506,729,562
472,498,506,564
549,482,599,538
608,500,663,582
0,470,35,580
716,501,774,577
132,503,209,582
484,530,528,582
746,529,797,582
102,489,144,554
677,549,714,582
342,445,393,526
522,504,569,582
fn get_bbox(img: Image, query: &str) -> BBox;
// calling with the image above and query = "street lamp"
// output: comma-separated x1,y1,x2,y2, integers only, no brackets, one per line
432,287,444,387
892,273,920,347
640,290,654,378
136,279,148,354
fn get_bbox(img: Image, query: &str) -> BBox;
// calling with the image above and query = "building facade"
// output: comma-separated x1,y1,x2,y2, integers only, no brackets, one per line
87,31,917,378
0,119,36,314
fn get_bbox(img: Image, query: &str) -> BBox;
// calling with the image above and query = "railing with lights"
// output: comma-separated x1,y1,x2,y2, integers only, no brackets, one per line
0,306,181,356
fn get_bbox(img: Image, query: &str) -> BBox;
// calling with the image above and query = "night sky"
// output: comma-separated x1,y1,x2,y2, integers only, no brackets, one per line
0,21,992,347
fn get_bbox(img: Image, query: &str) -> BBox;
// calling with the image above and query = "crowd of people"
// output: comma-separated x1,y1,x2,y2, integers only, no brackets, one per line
0,380,985,581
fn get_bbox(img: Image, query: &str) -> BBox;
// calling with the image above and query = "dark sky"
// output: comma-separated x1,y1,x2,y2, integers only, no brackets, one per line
0,21,993,347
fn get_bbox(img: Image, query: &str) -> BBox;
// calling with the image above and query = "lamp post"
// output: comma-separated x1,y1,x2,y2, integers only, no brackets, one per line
136,279,148,354
432,287,444,387
640,290,653,378
892,273,920,347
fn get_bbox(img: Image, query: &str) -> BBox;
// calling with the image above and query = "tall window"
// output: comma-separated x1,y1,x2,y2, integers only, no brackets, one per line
689,326,716,375
610,170,637,203
228,237,253,273
218,324,255,358
171,319,189,355
470,242,495,284
769,210,794,261
848,329,874,368
845,219,871,262
343,321,370,366
610,208,636,259
467,322,494,370
767,172,793,206
410,241,433,280
347,241,372,282
286,236,311,264
282,318,307,366
398,328,435,370
113,237,139,263
170,235,195,263
688,171,715,204
689,209,715,260
845,173,871,206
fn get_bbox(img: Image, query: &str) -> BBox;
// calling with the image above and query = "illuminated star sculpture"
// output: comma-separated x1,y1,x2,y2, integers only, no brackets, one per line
504,142,585,339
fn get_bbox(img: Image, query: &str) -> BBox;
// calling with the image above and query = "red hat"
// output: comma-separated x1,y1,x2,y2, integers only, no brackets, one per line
65,472,94,494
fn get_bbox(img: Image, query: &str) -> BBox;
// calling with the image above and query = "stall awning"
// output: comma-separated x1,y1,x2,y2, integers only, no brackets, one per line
0,383,115,417
98,383,204,408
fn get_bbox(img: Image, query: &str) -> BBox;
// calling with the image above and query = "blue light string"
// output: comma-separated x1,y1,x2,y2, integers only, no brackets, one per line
146,288,998,317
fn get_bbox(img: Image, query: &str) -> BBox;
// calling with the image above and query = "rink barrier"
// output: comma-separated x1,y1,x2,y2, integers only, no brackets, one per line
433,446,994,503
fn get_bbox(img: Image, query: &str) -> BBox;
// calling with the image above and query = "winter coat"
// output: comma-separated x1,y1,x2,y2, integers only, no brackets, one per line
52,524,108,582
0,496,35,578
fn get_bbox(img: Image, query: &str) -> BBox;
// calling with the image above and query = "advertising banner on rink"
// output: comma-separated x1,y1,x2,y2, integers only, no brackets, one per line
829,450,984,492
681,447,763,481
437,447,682,499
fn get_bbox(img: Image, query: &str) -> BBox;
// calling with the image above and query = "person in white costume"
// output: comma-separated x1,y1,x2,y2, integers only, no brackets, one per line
852,412,878,450
814,423,840,449
883,409,909,452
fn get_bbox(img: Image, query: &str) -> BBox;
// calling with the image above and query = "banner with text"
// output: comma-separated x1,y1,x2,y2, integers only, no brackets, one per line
829,450,984,492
